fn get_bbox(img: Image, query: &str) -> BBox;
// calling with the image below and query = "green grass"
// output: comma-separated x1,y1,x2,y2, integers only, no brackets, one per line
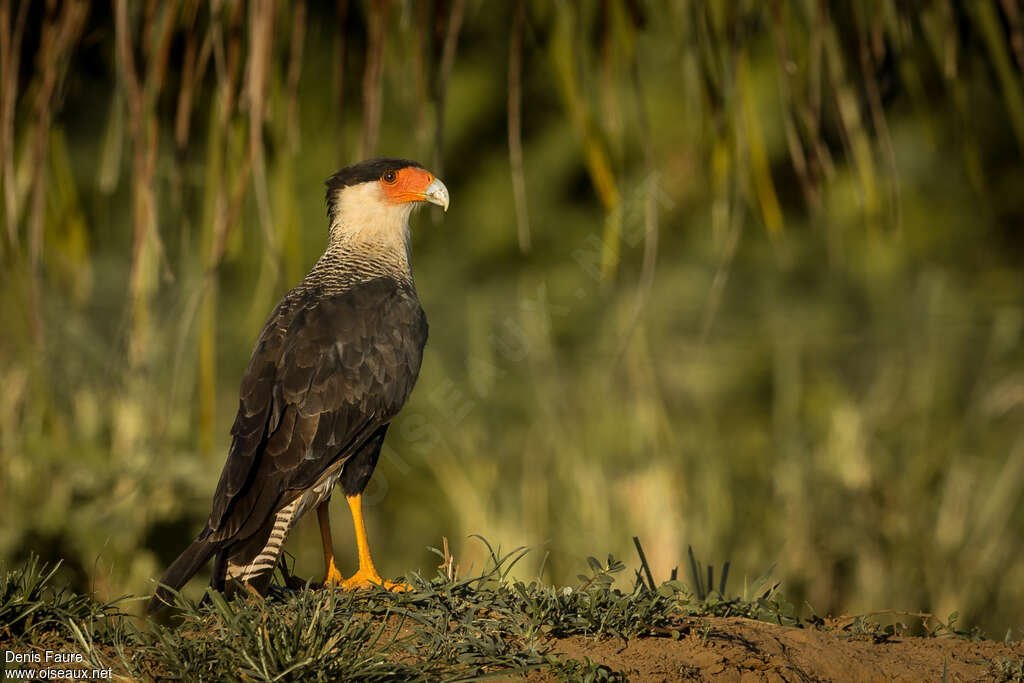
0,543,794,681
3,543,1005,682
992,657,1024,683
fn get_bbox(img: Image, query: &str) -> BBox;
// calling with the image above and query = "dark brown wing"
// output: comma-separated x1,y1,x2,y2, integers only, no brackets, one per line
205,276,427,543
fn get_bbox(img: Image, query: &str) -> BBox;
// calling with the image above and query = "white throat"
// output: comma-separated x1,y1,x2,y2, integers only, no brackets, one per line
319,181,416,287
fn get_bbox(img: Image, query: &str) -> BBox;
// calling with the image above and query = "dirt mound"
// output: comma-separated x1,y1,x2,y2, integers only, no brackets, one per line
532,617,1023,681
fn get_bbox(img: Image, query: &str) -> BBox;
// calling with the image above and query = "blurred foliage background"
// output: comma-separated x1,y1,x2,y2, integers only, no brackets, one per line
1,0,1023,636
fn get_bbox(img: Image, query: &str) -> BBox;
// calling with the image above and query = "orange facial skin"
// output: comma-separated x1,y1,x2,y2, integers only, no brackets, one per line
381,166,436,204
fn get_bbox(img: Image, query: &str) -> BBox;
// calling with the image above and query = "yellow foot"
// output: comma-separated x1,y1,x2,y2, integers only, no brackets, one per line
339,568,412,592
324,558,345,585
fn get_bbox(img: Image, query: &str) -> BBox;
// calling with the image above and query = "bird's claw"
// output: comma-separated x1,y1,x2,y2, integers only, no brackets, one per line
339,568,411,592
320,553,346,586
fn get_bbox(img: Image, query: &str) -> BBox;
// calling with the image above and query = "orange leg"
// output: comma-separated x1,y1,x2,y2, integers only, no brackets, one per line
339,493,410,592
317,502,345,585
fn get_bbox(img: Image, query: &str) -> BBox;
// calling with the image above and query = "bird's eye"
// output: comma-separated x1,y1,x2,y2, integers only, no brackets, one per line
382,170,398,184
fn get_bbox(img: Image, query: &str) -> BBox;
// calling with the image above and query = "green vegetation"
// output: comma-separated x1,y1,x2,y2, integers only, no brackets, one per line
1,0,1023,641
993,657,1024,683
2,548,978,681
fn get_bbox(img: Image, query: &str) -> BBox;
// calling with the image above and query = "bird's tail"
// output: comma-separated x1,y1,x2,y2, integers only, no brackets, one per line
148,536,220,613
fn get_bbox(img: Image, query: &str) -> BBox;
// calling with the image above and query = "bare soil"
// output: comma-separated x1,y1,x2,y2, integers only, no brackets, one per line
527,617,1024,682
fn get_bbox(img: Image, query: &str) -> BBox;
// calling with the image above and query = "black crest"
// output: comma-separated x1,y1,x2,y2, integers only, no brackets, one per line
325,157,424,217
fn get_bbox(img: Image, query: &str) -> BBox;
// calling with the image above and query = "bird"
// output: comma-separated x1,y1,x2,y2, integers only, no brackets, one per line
148,158,448,613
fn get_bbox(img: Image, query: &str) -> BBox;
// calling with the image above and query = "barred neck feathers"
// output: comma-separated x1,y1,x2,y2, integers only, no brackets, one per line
305,181,416,295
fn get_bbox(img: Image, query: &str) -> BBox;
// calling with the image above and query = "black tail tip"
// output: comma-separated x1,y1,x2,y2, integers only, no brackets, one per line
147,585,177,614
147,535,220,614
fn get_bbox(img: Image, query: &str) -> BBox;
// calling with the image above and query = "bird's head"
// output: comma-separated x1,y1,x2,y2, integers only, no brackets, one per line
325,158,448,247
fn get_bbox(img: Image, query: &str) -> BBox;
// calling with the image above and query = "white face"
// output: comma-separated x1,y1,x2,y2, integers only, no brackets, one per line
329,167,449,248
331,181,418,247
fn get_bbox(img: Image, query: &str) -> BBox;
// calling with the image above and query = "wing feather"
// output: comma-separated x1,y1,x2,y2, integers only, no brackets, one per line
205,277,427,542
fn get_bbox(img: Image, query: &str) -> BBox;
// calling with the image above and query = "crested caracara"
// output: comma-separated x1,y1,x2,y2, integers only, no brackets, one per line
149,158,448,612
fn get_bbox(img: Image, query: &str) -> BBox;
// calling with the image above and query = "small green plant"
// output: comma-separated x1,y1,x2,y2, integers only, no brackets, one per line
548,655,627,682
0,555,119,645
991,657,1024,682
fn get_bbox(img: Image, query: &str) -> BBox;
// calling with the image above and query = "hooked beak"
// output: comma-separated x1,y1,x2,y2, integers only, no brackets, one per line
424,178,450,212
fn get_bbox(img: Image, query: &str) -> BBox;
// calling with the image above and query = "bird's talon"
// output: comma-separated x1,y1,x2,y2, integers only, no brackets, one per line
339,569,411,592
383,580,413,593
321,557,346,589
